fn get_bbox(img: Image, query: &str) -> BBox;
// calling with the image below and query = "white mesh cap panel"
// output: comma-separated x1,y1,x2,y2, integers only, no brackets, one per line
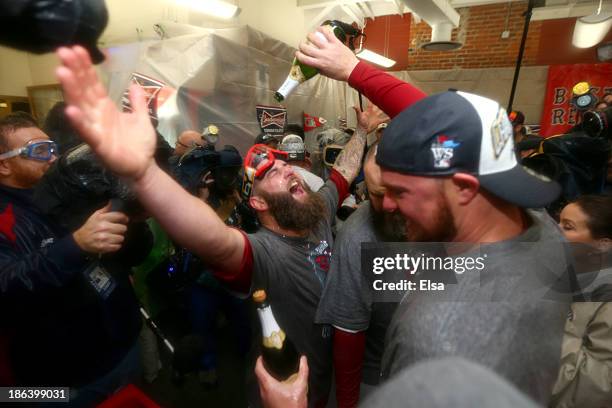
456,91,517,176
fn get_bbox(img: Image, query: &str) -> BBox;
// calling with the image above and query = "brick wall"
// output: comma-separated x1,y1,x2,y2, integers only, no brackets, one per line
406,2,542,70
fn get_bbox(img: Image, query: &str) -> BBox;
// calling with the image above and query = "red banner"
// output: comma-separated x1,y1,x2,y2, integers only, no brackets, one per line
539,63,612,137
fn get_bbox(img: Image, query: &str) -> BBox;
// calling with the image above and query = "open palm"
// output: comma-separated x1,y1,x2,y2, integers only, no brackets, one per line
56,46,156,181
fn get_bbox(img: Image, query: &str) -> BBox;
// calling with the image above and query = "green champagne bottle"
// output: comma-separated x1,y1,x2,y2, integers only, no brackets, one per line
274,20,348,103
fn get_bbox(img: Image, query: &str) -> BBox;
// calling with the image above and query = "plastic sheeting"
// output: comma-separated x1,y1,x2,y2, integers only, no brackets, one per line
101,23,358,155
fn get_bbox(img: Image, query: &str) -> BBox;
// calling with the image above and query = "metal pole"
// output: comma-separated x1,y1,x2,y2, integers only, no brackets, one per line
507,0,534,113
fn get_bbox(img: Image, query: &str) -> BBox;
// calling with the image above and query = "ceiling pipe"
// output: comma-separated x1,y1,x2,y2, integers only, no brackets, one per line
401,0,463,51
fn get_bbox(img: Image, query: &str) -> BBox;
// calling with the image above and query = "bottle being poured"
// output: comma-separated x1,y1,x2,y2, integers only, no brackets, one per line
274,20,360,103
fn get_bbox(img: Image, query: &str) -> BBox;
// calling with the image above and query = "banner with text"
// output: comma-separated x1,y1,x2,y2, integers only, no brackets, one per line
539,64,612,137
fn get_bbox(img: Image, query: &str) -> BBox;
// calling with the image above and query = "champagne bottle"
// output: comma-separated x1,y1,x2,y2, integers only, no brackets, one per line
253,289,300,381
274,20,349,103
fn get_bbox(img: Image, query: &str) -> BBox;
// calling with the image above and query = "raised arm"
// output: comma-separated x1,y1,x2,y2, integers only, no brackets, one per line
296,27,426,118
54,46,245,274
333,103,388,184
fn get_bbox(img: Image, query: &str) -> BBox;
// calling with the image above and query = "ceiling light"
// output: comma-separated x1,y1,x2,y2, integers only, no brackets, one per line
572,13,612,48
356,49,396,68
175,0,240,19
572,0,612,48
421,22,462,51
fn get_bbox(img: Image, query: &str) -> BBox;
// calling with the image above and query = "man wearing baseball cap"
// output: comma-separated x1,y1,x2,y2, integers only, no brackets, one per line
297,27,572,405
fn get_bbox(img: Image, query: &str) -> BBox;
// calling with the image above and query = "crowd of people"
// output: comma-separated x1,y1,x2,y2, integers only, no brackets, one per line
1,2,612,408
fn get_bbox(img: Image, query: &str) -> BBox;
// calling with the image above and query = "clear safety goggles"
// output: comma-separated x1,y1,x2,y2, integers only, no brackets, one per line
0,140,58,161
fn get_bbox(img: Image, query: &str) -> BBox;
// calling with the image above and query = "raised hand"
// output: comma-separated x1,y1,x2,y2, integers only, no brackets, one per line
296,26,359,82
55,46,156,182
353,102,390,134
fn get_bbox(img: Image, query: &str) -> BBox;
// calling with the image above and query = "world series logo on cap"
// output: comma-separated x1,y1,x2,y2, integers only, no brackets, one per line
491,108,513,159
431,135,461,169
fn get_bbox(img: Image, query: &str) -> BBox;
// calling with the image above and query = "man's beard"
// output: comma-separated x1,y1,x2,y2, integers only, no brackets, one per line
259,186,327,233
372,209,407,241
404,193,457,242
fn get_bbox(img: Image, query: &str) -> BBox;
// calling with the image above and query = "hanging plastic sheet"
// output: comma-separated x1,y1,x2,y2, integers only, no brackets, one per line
101,24,353,155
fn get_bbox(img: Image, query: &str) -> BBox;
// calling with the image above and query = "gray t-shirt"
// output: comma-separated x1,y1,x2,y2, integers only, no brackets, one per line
316,202,398,385
247,179,339,407
380,210,572,405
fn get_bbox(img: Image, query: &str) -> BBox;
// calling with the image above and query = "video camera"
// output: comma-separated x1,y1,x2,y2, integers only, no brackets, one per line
521,104,611,217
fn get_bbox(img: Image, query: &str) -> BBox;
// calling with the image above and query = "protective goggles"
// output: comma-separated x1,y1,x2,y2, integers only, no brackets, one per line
241,144,288,200
0,140,58,161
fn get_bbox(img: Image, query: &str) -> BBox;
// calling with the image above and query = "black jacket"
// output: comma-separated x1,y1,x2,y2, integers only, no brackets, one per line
0,184,141,387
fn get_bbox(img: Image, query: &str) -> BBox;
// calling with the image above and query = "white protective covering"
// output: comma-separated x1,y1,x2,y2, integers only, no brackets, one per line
101,23,357,154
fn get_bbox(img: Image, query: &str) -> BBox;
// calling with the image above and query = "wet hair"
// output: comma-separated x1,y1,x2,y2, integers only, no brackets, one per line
43,102,81,155
0,112,39,153
573,195,612,239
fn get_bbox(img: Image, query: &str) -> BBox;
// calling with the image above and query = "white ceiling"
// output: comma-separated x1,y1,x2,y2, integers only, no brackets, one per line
99,0,611,47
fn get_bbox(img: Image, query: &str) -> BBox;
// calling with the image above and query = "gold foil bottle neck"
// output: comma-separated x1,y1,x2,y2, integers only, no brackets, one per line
253,290,267,303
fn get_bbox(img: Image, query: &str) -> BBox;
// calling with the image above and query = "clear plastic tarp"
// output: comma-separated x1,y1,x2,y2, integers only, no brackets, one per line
101,23,360,155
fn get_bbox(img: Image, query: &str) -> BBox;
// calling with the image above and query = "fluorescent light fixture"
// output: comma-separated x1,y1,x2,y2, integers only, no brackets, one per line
572,12,612,48
356,49,396,68
175,0,240,19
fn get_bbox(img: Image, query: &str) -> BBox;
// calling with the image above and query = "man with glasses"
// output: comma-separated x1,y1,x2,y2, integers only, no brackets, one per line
0,113,142,406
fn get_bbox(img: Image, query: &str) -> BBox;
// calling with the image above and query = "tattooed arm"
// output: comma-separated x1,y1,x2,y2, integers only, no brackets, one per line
333,103,389,184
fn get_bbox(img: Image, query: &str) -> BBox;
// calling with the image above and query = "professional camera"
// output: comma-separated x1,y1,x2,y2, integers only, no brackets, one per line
582,106,611,140
521,105,611,217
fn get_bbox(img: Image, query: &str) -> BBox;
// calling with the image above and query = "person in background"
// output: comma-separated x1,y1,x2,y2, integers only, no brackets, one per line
552,195,612,408
316,143,408,407
44,102,81,155
173,130,204,158
254,132,281,149
509,110,526,144
279,133,324,192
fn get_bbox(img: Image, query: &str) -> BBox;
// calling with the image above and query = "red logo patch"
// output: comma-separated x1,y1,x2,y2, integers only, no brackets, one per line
0,203,16,243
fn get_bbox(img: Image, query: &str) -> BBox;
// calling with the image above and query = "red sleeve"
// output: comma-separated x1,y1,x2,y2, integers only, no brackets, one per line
212,229,253,294
348,61,427,119
334,329,366,408
329,168,350,208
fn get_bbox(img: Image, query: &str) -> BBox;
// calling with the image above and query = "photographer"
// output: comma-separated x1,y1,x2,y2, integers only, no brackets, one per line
170,129,251,387
522,105,612,217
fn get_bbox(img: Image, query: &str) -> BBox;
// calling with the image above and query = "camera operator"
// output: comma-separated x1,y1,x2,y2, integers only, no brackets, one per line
522,103,612,218
170,127,251,387
0,113,143,406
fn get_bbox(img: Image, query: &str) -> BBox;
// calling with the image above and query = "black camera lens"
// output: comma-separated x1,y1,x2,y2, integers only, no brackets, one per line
582,107,611,139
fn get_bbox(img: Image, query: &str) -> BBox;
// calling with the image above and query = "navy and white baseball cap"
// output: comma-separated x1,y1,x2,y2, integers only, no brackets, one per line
376,90,561,208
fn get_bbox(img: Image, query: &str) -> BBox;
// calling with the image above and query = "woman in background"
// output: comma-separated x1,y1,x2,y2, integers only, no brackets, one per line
552,195,612,408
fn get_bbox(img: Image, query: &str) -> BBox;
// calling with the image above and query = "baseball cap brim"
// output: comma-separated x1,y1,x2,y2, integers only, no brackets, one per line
478,163,561,208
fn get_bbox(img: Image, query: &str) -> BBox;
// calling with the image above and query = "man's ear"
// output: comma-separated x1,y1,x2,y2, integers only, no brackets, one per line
0,159,12,177
448,173,480,205
249,194,268,212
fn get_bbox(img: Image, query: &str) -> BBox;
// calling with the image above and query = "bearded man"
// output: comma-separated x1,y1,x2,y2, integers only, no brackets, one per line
316,143,409,408
53,44,424,406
